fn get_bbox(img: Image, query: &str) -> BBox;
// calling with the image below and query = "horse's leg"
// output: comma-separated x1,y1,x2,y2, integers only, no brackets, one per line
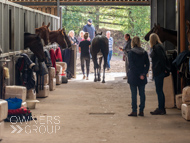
94,67,97,82
102,53,107,83
98,57,102,81
92,56,98,82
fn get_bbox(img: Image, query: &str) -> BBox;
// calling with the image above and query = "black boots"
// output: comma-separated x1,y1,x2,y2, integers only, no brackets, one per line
150,108,166,115
138,112,144,116
128,112,137,117
128,112,144,117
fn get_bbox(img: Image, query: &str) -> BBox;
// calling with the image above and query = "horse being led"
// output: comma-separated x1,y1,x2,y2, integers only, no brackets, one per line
24,33,45,62
49,28,69,49
91,32,109,83
144,23,177,46
35,22,50,45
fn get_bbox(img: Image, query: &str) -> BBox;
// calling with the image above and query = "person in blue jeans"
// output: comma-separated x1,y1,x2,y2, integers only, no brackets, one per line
106,31,113,70
127,36,150,117
150,33,168,115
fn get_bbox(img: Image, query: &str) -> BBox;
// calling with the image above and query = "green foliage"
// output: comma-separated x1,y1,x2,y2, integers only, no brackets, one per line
62,6,98,36
62,6,150,41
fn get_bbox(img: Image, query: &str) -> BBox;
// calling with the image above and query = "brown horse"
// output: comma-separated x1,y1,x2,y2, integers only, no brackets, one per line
49,28,71,49
186,20,190,45
49,28,67,49
145,24,177,46
24,33,45,62
35,22,50,45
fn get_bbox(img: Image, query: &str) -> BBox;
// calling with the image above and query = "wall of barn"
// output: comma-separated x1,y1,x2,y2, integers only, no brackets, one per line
0,0,60,85
151,0,176,51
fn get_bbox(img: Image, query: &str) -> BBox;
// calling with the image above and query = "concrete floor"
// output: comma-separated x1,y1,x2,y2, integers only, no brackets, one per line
2,73,190,143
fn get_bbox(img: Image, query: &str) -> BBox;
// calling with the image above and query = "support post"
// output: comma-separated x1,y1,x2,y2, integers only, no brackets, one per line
180,0,185,52
57,0,60,17
60,6,62,29
179,0,185,91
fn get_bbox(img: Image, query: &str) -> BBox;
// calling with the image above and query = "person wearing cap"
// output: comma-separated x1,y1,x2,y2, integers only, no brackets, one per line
83,19,95,42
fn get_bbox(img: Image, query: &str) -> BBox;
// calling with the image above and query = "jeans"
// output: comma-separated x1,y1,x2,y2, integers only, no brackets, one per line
154,73,165,110
130,85,146,112
107,50,113,69
81,56,90,77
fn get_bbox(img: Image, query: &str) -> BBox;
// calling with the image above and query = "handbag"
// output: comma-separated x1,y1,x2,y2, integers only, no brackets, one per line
123,54,126,61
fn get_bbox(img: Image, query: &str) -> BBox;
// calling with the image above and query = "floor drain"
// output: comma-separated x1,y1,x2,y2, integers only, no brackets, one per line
89,113,115,115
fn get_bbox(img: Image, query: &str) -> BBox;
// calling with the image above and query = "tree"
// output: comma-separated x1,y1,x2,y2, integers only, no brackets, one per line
62,6,150,42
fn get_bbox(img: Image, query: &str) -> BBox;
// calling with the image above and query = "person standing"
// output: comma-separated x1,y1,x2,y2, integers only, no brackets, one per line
78,31,85,43
79,32,91,80
68,30,79,45
78,30,90,44
119,34,132,79
106,31,113,70
83,19,95,42
149,33,167,115
127,36,150,117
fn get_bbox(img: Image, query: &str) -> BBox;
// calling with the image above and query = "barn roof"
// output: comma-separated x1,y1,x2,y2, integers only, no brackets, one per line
8,0,150,6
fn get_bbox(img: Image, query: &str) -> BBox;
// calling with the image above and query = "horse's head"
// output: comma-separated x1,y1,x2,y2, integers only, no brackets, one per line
32,34,45,62
144,23,164,42
57,28,68,49
62,28,72,48
49,28,70,49
186,20,190,45
24,33,45,62
35,22,50,45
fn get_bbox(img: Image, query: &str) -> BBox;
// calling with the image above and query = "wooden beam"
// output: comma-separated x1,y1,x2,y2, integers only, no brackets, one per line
51,7,55,15
47,7,51,14
180,0,185,91
9,1,150,6
180,0,185,52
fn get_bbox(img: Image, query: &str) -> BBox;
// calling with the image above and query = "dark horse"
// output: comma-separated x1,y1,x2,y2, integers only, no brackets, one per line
186,20,190,45
35,22,50,45
91,32,109,83
24,33,45,62
61,28,72,48
49,28,71,49
145,24,177,46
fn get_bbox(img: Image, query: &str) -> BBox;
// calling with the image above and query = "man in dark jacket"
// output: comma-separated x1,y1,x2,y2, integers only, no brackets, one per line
127,36,150,117
83,19,95,42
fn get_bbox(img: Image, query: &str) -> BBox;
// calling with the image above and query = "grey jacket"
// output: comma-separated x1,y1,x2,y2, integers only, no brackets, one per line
123,39,132,55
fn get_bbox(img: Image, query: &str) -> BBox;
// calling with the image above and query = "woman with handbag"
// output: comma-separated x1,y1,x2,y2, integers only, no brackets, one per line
149,33,168,115
119,34,132,79
127,36,150,117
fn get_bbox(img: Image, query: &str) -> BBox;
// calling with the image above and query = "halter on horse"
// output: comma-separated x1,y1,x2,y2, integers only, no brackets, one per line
145,24,177,46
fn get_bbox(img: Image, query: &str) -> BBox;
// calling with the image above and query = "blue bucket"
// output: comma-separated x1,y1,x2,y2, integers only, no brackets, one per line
6,98,22,110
